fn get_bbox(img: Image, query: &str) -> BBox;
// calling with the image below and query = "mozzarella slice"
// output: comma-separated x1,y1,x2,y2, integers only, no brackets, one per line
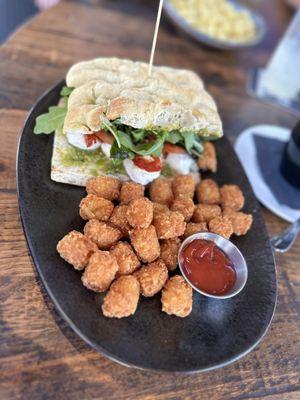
67,131,101,151
123,159,161,185
100,143,111,158
165,153,198,175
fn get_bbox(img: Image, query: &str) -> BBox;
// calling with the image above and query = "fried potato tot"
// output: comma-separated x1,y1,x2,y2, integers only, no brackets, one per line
126,197,153,228
134,259,168,297
161,275,192,317
182,222,208,239
86,176,121,201
84,219,121,249
172,174,195,199
223,209,253,236
82,251,118,292
102,275,140,318
153,210,186,239
170,197,195,222
192,204,221,223
109,204,131,237
119,181,145,204
196,179,220,204
220,184,245,211
110,242,141,275
208,216,233,239
57,230,98,270
160,238,181,271
153,202,169,217
149,178,174,205
197,142,217,173
79,194,114,221
130,225,160,262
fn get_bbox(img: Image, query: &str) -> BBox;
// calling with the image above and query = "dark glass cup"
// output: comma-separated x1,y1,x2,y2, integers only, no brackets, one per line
281,121,300,188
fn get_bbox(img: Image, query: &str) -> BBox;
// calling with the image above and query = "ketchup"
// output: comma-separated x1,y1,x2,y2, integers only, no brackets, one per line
133,156,162,172
84,134,99,148
181,239,236,295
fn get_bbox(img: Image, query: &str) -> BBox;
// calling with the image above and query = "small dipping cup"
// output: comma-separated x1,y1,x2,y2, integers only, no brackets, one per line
178,232,248,299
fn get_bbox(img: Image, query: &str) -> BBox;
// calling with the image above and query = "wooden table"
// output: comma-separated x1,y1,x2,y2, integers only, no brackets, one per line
0,1,299,398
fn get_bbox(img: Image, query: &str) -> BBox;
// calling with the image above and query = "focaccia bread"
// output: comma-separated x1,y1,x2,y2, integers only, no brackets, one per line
63,57,223,138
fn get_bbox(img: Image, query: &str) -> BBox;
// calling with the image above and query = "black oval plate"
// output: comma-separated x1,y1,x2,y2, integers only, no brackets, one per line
17,81,277,373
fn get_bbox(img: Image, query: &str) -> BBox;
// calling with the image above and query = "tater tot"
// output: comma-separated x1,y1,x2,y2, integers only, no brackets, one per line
220,184,245,211
57,231,98,270
149,178,174,205
126,197,153,228
160,238,181,271
86,176,121,201
153,202,169,217
223,209,253,236
134,259,168,297
102,275,140,318
196,179,220,204
172,174,195,199
79,194,114,221
161,275,192,318
81,251,118,292
208,216,233,239
130,225,160,263
153,211,186,239
110,242,141,275
197,142,217,173
109,204,131,237
192,204,221,223
84,219,121,249
183,222,208,239
119,181,144,204
170,197,195,222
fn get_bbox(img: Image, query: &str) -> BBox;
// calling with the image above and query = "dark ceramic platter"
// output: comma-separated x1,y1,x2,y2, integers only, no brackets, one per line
17,81,277,373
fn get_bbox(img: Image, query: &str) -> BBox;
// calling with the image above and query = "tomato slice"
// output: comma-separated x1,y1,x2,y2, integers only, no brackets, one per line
94,130,114,145
133,156,162,172
84,134,99,148
163,142,187,156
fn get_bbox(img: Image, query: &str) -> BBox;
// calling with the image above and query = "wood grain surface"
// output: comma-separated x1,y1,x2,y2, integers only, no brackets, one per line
0,1,299,399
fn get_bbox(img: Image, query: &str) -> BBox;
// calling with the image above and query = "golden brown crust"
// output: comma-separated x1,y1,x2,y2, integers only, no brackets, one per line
197,142,217,173
152,202,169,217
192,204,221,223
126,197,153,228
134,259,168,297
172,174,196,199
170,197,195,222
208,216,233,239
119,181,145,204
57,230,97,270
223,209,253,236
220,184,245,211
102,275,140,318
130,225,160,263
84,219,122,249
160,238,181,271
79,194,114,221
149,178,174,206
196,179,220,205
86,176,121,201
182,222,208,239
153,211,186,239
81,251,119,292
109,205,131,238
110,242,141,275
161,275,193,318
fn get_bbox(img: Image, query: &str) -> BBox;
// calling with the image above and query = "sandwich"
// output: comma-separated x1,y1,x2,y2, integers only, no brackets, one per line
34,57,223,186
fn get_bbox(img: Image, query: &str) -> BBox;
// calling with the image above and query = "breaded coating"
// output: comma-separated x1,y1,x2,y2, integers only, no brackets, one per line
126,197,153,228
86,176,121,201
196,179,220,204
110,242,140,275
153,210,186,239
102,275,140,318
84,219,121,249
134,259,168,297
161,275,192,317
153,202,169,217
149,178,174,205
160,238,181,271
172,174,195,199
223,209,253,236
130,225,160,263
197,142,217,173
208,216,233,239
57,230,97,270
193,204,221,223
183,222,208,239
109,204,131,237
119,181,144,204
79,194,114,221
81,251,118,292
170,197,195,222
220,184,245,211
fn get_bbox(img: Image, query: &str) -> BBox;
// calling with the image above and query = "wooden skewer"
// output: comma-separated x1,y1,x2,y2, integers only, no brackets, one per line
148,0,164,77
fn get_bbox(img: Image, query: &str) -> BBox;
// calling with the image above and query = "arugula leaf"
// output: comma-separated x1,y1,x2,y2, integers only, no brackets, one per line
165,131,182,144
60,86,74,97
131,129,147,143
34,106,67,135
100,117,121,148
183,131,195,153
